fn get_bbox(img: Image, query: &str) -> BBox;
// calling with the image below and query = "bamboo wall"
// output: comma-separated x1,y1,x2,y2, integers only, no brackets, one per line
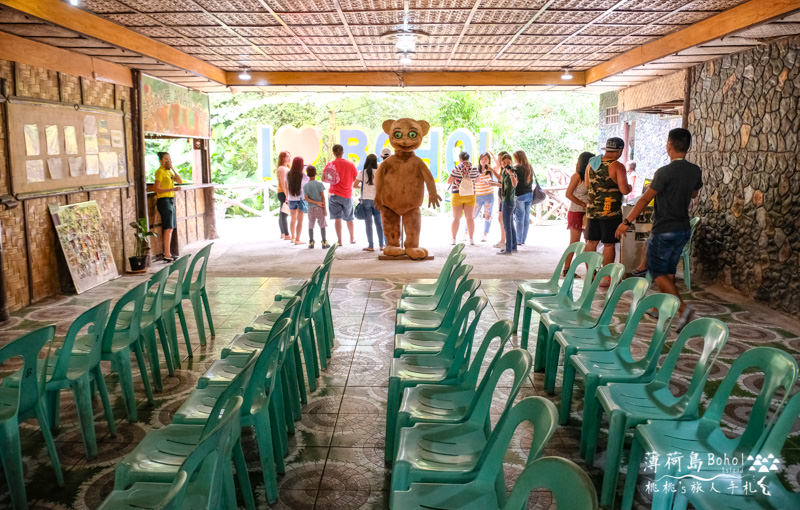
0,58,138,312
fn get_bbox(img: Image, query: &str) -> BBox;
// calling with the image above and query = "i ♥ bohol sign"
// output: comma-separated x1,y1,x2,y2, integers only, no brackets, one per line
257,125,492,180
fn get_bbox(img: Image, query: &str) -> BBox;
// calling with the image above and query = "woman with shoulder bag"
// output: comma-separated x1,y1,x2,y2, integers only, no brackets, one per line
353,154,385,252
446,151,479,245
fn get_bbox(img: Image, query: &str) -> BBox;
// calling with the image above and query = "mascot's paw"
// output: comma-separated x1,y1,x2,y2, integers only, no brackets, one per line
384,245,405,257
406,247,428,260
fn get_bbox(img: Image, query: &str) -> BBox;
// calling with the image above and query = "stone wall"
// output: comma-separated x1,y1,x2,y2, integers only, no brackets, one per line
598,91,680,194
688,36,799,314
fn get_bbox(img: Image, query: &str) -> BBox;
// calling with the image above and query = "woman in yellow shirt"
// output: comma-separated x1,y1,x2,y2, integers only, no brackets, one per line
153,151,183,262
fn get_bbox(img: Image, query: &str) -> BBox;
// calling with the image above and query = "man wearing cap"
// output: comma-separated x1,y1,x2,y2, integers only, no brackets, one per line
615,128,702,332
585,137,631,274
380,147,392,161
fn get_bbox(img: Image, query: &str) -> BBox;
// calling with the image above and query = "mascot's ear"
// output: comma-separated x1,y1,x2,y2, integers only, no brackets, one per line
382,119,396,135
417,120,430,137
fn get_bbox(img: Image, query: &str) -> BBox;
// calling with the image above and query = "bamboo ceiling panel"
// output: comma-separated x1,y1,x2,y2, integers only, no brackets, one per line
2,0,800,91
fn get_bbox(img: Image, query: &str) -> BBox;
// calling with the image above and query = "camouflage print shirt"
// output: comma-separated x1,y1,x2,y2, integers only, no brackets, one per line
586,159,623,218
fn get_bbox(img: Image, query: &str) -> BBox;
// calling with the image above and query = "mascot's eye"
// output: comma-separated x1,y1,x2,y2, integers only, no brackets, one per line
393,131,403,139
408,131,418,139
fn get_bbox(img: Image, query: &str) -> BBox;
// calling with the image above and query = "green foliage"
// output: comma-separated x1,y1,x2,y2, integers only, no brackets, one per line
144,139,193,182
207,90,599,216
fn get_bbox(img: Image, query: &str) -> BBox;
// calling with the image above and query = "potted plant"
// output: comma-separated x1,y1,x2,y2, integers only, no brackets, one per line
129,218,157,272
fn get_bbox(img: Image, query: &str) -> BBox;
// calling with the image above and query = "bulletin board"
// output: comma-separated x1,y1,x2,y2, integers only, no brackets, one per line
7,99,129,195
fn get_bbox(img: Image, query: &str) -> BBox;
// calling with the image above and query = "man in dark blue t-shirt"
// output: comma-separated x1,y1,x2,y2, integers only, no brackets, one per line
616,128,703,331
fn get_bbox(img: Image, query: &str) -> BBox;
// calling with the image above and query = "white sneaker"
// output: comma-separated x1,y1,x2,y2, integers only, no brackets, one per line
451,239,456,245
675,306,696,333
481,236,487,242
469,238,475,245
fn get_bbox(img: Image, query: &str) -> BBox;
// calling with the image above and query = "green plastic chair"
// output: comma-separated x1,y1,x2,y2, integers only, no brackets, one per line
43,300,117,458
519,251,603,351
115,364,255,510
392,321,514,462
562,293,681,461
182,243,214,346
391,349,533,490
99,395,242,510
390,397,560,510
0,326,62,510
395,272,478,335
385,294,487,463
679,216,700,291
397,253,467,312
175,317,292,505
401,243,465,298
394,285,489,358
512,241,585,334
98,280,153,422
593,318,729,507
530,261,624,381
541,275,650,395
673,391,800,510
555,292,680,428
131,266,174,392
620,346,799,510
161,254,192,365
503,457,598,510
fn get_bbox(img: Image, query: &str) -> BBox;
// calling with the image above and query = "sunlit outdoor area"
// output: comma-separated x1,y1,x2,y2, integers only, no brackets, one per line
0,1,798,510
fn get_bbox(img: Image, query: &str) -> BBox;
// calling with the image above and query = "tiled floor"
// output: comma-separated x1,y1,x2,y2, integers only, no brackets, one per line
0,274,799,509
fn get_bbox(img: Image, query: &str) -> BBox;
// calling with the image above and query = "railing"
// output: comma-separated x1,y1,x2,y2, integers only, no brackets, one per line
214,182,274,217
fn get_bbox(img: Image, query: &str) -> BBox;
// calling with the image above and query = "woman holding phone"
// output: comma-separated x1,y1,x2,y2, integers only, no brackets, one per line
153,151,183,262
473,152,500,242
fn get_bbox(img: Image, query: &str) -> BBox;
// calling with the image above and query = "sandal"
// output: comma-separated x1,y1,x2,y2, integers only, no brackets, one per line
363,247,375,252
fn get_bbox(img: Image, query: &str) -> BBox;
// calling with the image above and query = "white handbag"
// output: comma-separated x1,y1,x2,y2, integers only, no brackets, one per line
458,175,475,196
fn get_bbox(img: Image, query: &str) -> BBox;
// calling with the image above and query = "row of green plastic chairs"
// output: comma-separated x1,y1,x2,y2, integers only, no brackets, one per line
98,244,337,508
382,244,600,509
0,243,214,510
512,241,800,510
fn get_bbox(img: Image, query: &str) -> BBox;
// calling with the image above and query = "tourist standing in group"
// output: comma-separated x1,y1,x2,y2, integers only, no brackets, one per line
275,150,291,240
474,152,499,243
563,151,594,276
286,156,309,245
153,151,182,262
447,151,480,245
616,128,702,331
495,152,513,249
380,147,392,161
303,165,329,249
512,150,535,246
498,152,519,254
585,137,631,282
327,144,358,246
354,153,385,252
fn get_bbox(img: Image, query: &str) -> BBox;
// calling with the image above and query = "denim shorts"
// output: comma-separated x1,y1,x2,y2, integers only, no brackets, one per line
646,230,691,279
328,194,354,221
288,200,308,213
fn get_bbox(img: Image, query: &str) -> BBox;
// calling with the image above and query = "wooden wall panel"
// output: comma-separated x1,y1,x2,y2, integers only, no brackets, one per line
0,206,29,311
0,105,7,196
89,188,123,273
0,60,12,88
60,73,82,104
26,196,65,301
67,192,89,204
15,63,59,101
81,78,115,109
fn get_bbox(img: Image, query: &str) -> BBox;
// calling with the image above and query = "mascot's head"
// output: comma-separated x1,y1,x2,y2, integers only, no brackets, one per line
382,118,430,153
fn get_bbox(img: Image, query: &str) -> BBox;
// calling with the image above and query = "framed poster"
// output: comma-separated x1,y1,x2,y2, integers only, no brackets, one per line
49,201,119,293
141,74,210,138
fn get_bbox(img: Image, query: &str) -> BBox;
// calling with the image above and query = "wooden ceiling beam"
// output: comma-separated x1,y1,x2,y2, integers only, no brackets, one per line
0,30,132,87
226,70,585,87
586,0,800,84
0,0,226,84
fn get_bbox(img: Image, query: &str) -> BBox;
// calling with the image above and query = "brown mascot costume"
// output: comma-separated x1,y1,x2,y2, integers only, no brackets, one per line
374,118,441,260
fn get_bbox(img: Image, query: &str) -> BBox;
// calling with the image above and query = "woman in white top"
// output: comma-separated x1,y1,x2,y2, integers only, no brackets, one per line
276,150,291,240
564,151,595,275
353,153,385,251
